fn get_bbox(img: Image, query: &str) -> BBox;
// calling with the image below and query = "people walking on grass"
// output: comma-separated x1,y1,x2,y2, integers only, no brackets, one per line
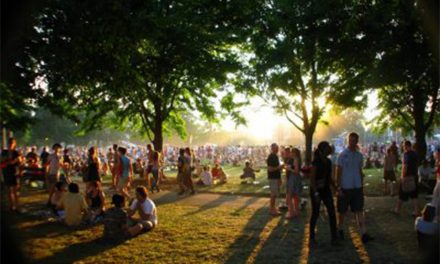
267,143,284,216
86,146,101,188
383,147,398,196
1,138,21,212
394,140,420,216
183,147,195,194
286,147,302,219
117,147,133,200
46,143,63,205
336,132,374,243
309,141,338,247
110,144,120,189
150,151,161,193
145,144,154,189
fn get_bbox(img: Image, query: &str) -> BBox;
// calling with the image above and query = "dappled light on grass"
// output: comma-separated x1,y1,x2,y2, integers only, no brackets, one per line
299,223,310,264
349,226,371,263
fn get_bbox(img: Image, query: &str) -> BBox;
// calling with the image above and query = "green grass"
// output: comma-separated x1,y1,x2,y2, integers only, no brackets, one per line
5,183,427,264
193,166,389,197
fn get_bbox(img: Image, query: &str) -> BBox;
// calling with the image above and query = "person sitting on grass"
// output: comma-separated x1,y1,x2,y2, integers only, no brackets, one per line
211,163,227,184
57,182,88,227
415,204,439,263
103,194,128,242
240,161,260,184
127,186,158,237
85,181,106,224
49,181,66,216
196,165,213,186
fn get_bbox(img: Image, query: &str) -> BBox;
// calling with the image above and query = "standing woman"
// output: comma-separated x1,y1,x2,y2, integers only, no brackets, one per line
184,147,195,195
309,141,338,246
383,148,397,196
286,148,302,218
150,151,161,193
86,147,101,188
177,148,186,195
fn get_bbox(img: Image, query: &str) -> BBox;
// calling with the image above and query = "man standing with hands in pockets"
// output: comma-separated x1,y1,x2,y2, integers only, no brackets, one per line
267,143,284,216
336,132,374,243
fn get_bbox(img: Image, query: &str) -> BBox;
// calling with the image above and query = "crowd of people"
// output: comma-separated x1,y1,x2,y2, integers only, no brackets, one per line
264,133,439,262
1,134,439,257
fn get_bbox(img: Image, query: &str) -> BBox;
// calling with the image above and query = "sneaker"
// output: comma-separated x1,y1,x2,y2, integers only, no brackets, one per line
338,229,344,240
361,233,374,243
178,191,185,195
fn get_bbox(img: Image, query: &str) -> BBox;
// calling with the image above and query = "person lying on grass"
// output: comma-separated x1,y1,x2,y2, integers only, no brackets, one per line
103,194,128,242
127,186,157,236
56,182,88,227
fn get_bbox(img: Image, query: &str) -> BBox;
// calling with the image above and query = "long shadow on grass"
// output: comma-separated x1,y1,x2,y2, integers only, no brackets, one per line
184,195,239,216
306,216,363,264
33,237,124,264
231,196,261,216
253,214,305,264
153,191,192,206
224,207,272,264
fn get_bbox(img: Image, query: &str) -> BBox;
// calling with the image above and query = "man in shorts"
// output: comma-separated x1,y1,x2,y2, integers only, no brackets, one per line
394,140,419,215
127,186,157,236
267,143,284,216
46,143,63,205
1,138,21,212
336,132,373,243
117,147,132,199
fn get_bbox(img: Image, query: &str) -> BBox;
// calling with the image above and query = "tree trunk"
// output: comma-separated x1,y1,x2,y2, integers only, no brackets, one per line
412,87,428,163
152,118,163,152
414,126,427,163
304,129,314,166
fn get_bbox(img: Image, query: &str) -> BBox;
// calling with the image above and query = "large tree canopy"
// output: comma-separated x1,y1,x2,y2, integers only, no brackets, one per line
332,0,439,159
22,0,255,150
250,0,365,163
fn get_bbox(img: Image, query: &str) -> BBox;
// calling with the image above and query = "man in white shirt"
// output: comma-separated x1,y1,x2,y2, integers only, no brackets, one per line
336,132,373,243
46,143,63,204
127,186,157,236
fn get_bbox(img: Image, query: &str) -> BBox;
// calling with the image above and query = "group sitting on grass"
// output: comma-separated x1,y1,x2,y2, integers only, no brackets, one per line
50,181,157,241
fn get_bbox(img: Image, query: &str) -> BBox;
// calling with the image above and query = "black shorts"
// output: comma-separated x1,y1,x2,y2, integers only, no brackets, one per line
337,188,364,213
3,173,18,187
399,181,418,201
384,170,396,181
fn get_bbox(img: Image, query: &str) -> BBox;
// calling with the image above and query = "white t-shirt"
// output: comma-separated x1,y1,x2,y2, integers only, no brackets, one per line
47,153,62,175
201,171,213,186
130,198,158,225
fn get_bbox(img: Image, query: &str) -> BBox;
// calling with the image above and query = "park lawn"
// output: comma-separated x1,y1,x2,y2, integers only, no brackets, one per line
6,184,426,264
195,166,388,197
